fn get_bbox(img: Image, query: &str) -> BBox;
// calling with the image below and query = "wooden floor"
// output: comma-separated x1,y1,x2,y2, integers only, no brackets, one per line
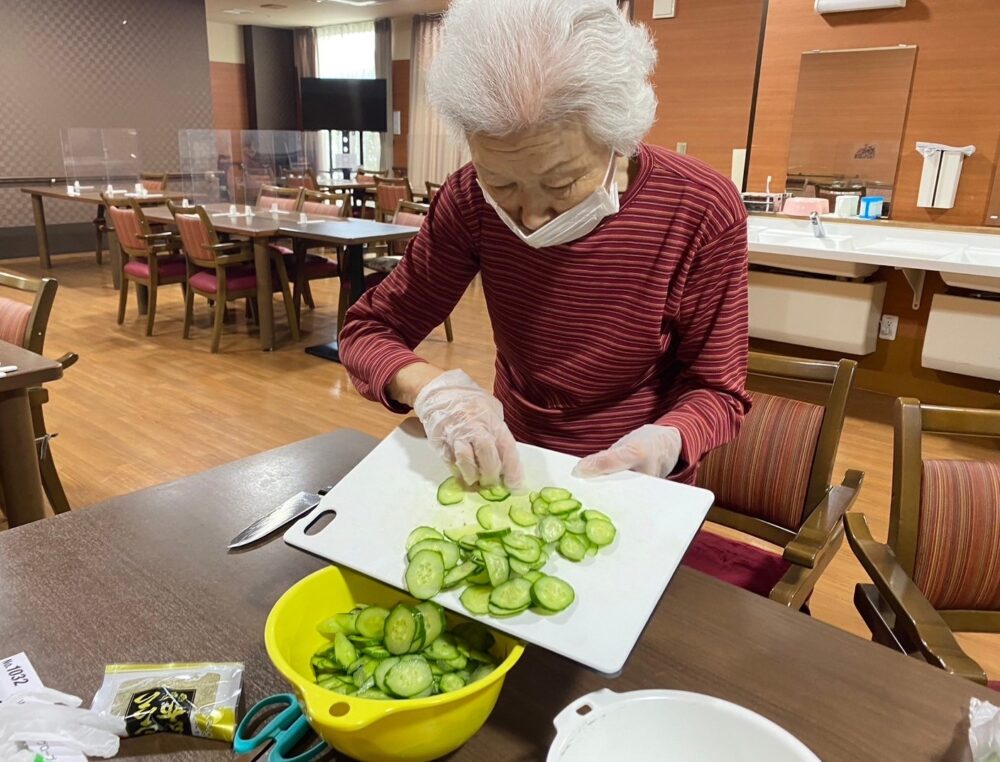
3,251,998,680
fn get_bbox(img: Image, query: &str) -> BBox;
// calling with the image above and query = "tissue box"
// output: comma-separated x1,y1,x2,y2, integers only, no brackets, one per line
782,197,829,217
859,196,884,219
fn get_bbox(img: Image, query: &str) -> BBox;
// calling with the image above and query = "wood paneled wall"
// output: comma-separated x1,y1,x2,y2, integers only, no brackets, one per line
210,62,249,132
750,0,1000,227
634,0,765,176
392,59,410,171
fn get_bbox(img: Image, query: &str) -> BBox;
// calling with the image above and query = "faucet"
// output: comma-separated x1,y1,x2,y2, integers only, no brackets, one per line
810,211,826,239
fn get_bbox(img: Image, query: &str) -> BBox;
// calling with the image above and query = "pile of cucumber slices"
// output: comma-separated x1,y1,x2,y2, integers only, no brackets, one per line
403,479,618,618
311,601,500,699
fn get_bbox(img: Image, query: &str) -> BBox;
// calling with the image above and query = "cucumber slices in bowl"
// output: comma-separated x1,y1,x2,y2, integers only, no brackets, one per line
404,482,618,619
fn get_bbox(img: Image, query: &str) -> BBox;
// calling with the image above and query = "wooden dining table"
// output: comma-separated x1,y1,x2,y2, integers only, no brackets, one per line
0,429,992,761
142,204,419,353
20,185,187,272
0,340,62,527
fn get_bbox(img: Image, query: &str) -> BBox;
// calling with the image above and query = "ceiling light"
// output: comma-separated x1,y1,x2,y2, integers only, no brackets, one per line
222,8,254,14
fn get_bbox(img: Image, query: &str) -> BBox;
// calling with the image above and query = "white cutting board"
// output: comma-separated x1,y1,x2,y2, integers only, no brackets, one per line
284,419,713,674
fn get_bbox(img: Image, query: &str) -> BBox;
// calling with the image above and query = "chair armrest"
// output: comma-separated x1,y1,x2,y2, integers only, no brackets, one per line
207,242,245,253
141,231,175,240
784,469,864,568
215,252,254,266
844,512,988,685
56,352,78,370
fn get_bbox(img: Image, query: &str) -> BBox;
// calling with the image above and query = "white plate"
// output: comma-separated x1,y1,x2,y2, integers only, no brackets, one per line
548,689,820,761
284,419,713,674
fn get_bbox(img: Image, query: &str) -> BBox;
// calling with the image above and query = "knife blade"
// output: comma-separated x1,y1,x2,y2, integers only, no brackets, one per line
227,486,332,549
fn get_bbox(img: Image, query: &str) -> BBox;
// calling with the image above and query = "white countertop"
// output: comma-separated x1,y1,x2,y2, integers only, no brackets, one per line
747,215,1000,279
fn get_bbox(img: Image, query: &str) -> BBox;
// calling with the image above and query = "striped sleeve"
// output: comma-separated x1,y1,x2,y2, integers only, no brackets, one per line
656,220,751,481
338,180,481,411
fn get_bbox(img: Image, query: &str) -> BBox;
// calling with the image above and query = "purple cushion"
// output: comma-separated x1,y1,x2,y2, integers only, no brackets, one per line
189,266,257,294
270,242,294,257
124,256,186,280
990,681,999,692
682,530,791,599
284,253,340,279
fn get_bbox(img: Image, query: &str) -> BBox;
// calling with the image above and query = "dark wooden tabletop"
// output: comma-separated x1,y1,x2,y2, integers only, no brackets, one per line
0,340,62,393
20,186,185,205
0,430,990,761
143,203,285,238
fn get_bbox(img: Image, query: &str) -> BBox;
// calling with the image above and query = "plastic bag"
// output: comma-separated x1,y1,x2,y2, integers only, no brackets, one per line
970,698,1000,762
91,663,243,742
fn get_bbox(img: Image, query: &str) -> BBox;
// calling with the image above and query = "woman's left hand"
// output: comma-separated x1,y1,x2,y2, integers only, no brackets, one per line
572,425,683,479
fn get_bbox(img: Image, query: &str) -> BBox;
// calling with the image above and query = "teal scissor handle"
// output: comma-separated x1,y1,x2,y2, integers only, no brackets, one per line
234,693,328,762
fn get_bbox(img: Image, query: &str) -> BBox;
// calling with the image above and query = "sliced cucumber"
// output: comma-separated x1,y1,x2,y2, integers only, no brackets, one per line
585,519,617,547
334,632,358,670
425,634,460,661
334,611,359,635
531,497,550,516
582,509,611,522
558,533,587,562
318,674,351,691
439,673,466,693
385,655,434,698
415,601,446,645
444,524,482,542
352,658,379,688
437,476,466,506
406,549,445,600
475,538,504,555
539,487,571,503
508,557,531,576
356,606,390,639
490,578,532,611
477,484,510,501
538,516,566,543
452,622,495,653
356,688,391,700
488,601,528,617
521,570,544,584
472,664,495,682
476,503,511,531
563,515,587,535
477,528,512,540
547,498,581,515
509,499,539,527
460,585,492,615
531,575,575,612
317,616,345,639
384,605,421,655
362,645,391,659
467,568,491,585
443,560,477,588
407,539,460,569
406,526,443,550
484,552,510,587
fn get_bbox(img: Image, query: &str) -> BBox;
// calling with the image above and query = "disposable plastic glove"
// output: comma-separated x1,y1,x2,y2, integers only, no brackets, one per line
413,369,524,488
0,687,124,760
573,424,683,479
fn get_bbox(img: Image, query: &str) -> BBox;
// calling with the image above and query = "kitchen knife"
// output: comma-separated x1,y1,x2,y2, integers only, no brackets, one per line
228,486,332,549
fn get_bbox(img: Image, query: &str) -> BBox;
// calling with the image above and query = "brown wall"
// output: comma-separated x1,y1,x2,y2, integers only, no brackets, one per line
634,0,765,176
210,63,249,132
392,59,410,172
750,0,1000,227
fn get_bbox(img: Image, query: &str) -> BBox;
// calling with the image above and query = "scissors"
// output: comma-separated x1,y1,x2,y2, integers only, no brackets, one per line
234,693,329,762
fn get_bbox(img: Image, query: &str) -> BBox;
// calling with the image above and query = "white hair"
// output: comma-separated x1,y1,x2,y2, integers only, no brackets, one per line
426,0,657,156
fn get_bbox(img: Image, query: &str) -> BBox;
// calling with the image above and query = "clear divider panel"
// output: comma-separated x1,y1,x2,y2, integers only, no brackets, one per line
239,131,279,205
101,128,141,192
304,131,330,186
60,128,107,190
273,130,310,188
179,129,233,203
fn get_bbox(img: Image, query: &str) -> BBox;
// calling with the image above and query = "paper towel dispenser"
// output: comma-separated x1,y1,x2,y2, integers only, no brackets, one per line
916,142,976,210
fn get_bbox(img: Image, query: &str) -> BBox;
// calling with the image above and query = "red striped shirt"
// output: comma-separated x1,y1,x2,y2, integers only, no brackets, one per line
340,144,751,482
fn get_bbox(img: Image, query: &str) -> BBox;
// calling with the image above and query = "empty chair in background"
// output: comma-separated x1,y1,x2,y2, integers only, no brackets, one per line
284,189,347,318
104,195,187,336
0,271,77,515
845,397,1000,690
139,171,169,192
425,181,443,203
373,176,413,223
167,202,299,353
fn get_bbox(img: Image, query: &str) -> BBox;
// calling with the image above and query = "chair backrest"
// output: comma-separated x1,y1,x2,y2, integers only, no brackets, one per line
140,172,168,192
389,200,428,255
888,398,1000,628
257,184,302,211
425,181,442,202
354,169,384,187
0,271,57,354
374,177,413,222
103,196,152,257
695,352,856,545
167,202,219,265
282,169,317,190
301,189,350,219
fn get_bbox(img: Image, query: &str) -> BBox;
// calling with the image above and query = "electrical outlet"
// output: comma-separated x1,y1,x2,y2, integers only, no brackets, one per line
879,314,899,341
676,142,687,154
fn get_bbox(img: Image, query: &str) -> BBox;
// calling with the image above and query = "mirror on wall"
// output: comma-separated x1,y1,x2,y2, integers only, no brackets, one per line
785,45,917,218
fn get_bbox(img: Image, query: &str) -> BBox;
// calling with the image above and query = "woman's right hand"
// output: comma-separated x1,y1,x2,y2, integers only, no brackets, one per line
408,368,524,488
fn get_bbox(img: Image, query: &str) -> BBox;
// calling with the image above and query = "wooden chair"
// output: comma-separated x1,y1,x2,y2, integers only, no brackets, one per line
283,189,348,318
140,171,169,192
683,352,863,609
167,202,299,353
364,201,454,343
257,184,303,212
282,168,318,191
373,176,413,222
0,271,77,515
425,181,442,203
845,398,1000,689
104,195,186,336
354,169,386,219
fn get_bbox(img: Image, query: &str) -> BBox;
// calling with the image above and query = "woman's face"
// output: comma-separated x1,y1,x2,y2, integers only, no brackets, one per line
469,123,612,232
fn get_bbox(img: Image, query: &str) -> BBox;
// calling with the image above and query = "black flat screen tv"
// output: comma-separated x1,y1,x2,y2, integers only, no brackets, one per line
301,78,388,132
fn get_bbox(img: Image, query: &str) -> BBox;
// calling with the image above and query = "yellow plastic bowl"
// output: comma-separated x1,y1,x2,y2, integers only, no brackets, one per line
265,566,525,762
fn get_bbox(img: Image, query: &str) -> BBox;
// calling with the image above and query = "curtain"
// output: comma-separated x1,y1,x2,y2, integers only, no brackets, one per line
374,18,393,173
294,28,317,79
408,15,470,192
317,21,381,171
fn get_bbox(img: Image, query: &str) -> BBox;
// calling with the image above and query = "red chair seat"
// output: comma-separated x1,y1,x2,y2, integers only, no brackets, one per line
682,530,791,598
989,681,999,692
297,254,340,279
123,256,186,280
270,242,294,257
189,266,258,294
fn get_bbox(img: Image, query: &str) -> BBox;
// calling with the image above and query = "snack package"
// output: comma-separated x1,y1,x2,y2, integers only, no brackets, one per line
90,663,243,742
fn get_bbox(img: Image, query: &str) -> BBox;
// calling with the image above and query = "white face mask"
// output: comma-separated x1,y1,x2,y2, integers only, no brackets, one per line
478,152,620,248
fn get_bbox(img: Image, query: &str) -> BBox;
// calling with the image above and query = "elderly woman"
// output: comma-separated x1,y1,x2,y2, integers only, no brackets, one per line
340,0,750,488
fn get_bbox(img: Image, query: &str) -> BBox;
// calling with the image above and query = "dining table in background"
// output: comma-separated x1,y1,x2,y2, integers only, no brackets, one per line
0,429,992,761
19,185,187,276
0,340,62,527
142,204,419,352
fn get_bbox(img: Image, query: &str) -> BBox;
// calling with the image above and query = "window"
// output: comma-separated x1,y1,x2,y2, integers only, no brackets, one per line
316,21,381,172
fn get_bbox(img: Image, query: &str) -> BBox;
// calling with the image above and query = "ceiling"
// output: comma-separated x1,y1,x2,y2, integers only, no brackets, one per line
204,0,449,27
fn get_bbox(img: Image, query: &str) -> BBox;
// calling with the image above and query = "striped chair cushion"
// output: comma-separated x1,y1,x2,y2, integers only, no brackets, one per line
0,297,31,347
695,391,824,531
301,199,344,219
106,205,147,252
390,210,426,255
174,213,213,263
912,459,1000,611
260,195,298,212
